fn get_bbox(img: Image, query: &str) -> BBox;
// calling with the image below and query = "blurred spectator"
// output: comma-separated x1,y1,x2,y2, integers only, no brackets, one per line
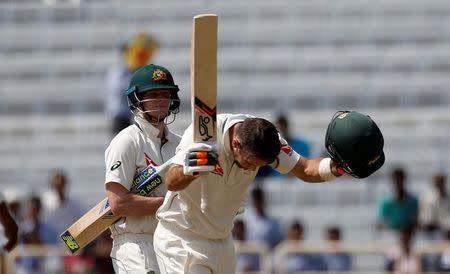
242,187,283,249
62,249,95,274
105,32,160,136
277,221,328,272
41,169,84,241
287,221,304,242
321,225,352,272
21,196,58,244
3,188,23,224
256,113,312,179
420,172,450,235
377,168,419,232
283,221,314,272
275,114,311,158
0,191,18,252
232,219,260,273
385,227,421,274
437,230,450,271
16,195,58,274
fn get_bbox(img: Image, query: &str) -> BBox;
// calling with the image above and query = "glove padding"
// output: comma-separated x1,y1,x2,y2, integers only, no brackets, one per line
183,143,218,176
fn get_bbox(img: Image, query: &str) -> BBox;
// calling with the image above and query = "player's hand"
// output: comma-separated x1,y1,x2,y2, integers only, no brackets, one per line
183,143,218,176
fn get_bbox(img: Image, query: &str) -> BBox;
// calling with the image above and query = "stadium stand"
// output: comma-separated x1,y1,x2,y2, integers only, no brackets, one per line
1,2,450,272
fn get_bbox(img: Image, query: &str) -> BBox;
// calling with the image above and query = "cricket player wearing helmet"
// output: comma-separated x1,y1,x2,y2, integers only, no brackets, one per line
105,64,181,274
154,111,384,274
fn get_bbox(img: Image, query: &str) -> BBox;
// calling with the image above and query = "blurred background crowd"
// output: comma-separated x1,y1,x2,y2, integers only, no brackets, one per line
1,0,450,273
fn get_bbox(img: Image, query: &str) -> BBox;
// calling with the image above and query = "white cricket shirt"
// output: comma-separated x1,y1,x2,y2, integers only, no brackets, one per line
157,113,300,239
105,115,180,237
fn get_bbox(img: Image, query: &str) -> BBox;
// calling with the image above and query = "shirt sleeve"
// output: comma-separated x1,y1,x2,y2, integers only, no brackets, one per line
104,132,137,190
272,135,301,174
171,124,194,166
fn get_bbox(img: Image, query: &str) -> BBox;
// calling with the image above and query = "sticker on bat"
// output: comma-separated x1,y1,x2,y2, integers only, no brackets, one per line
61,231,80,253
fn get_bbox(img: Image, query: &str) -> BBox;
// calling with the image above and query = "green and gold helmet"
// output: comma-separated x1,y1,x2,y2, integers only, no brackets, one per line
325,111,385,178
125,64,180,114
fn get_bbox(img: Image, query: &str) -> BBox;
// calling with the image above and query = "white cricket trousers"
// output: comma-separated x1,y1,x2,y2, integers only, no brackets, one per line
154,221,236,274
111,233,160,274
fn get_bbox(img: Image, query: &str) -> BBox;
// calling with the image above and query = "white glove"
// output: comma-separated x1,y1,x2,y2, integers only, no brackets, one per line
183,143,219,175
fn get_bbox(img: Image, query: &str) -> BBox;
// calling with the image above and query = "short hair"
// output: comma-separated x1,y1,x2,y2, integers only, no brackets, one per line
237,118,280,162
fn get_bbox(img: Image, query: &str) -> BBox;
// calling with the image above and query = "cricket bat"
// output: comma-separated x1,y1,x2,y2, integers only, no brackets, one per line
60,160,171,254
191,14,218,143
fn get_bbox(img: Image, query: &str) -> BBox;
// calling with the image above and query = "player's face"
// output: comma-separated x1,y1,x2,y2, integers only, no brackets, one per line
141,90,171,120
232,139,270,171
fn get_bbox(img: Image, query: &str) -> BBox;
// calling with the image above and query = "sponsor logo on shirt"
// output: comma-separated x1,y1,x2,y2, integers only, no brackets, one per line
211,163,224,176
110,161,121,171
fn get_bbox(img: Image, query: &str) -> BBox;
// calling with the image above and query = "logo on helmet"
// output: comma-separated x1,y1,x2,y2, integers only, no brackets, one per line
337,112,348,119
367,154,381,166
152,69,167,81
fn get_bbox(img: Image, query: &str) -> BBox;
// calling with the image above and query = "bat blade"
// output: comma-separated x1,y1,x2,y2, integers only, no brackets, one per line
60,198,116,254
191,14,218,143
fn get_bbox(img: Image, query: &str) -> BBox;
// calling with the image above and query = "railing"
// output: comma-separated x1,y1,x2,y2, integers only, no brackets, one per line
1,242,450,273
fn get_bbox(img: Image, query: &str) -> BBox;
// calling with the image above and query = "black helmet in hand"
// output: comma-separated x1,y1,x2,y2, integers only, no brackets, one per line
325,111,385,178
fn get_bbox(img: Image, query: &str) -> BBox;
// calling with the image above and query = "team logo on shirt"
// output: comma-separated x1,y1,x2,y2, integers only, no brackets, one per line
211,163,224,176
110,161,121,171
152,69,167,81
280,144,293,156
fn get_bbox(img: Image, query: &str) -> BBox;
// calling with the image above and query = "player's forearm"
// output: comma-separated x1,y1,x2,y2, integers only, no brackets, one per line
111,194,164,217
291,157,341,183
165,164,197,191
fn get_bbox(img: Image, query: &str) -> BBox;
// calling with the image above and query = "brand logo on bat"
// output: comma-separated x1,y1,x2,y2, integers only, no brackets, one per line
194,97,216,142
199,116,213,141
61,231,80,253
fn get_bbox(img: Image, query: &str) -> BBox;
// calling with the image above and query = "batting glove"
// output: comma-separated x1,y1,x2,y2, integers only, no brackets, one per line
183,143,218,176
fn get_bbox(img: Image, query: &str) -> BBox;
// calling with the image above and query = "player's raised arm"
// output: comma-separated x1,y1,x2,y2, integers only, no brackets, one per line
289,111,385,182
290,156,343,183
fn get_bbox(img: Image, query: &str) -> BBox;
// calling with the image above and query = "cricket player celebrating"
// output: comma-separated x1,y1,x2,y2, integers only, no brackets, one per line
105,64,181,274
154,111,385,274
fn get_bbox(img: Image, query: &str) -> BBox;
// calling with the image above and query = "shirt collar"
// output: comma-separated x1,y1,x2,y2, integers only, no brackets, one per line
134,115,170,140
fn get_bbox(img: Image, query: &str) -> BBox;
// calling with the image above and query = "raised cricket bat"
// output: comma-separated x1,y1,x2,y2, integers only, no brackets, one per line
60,160,171,254
191,14,218,143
